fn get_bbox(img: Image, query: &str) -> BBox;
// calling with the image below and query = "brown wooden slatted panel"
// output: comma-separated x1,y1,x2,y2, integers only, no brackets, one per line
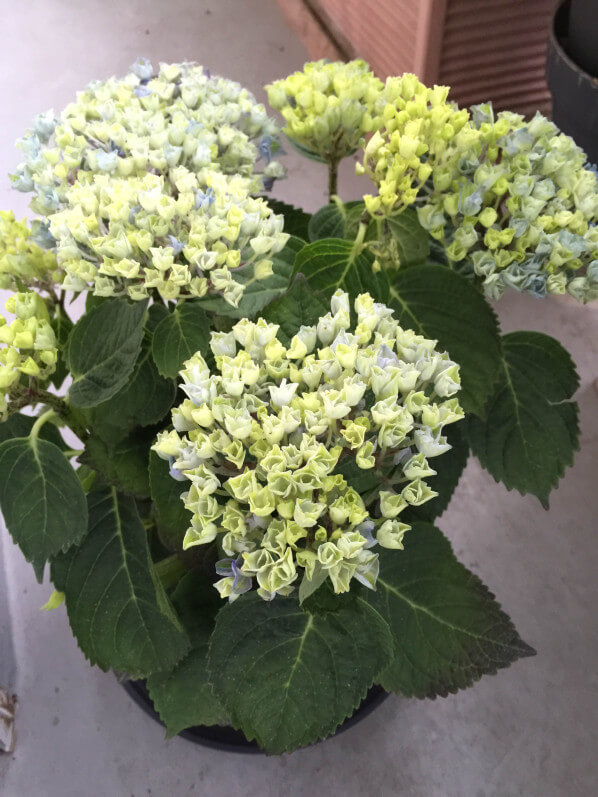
276,0,554,116
438,0,554,114
314,0,419,77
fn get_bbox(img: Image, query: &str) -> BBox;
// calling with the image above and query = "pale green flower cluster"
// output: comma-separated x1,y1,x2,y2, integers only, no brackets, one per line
416,106,598,301
9,60,288,306
0,211,61,291
0,292,57,419
266,59,384,164
47,168,288,304
358,73,474,217
153,290,463,602
12,59,284,207
356,68,598,300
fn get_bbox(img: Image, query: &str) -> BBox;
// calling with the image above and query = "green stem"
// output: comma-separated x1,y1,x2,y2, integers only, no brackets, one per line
154,554,188,590
328,159,339,202
36,389,89,442
46,286,61,309
354,222,368,249
35,389,67,414
351,208,375,255
62,448,84,459
29,409,57,442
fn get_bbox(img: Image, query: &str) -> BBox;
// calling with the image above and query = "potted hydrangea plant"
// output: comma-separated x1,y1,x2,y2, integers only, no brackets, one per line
0,57,593,754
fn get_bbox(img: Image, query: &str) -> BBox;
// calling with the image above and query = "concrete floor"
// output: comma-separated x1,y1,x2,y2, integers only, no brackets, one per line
1,1,598,795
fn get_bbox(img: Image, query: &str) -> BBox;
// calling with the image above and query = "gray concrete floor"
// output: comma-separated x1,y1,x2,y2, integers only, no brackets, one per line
1,1,598,795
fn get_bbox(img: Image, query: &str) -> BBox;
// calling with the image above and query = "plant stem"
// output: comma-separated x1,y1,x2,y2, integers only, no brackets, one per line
35,389,67,414
354,222,368,249
328,159,339,201
35,389,89,442
29,409,57,442
62,448,84,459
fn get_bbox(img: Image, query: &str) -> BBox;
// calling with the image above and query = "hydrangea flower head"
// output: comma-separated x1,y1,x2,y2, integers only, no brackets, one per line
0,291,57,419
415,106,598,301
266,59,384,164
12,60,285,206
47,168,288,305
153,290,464,602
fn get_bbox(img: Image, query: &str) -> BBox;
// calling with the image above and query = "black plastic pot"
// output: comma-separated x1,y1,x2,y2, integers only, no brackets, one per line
123,679,389,754
568,0,598,77
546,0,598,162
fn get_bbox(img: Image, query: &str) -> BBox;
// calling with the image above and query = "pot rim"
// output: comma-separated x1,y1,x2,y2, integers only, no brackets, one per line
122,678,390,754
549,0,598,87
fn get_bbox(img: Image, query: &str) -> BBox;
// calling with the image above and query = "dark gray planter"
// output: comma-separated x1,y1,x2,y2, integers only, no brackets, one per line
568,0,598,77
546,0,598,162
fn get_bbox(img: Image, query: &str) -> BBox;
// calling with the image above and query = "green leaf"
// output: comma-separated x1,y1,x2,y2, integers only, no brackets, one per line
364,522,535,699
385,209,430,267
0,413,66,449
294,237,388,298
333,456,380,497
147,644,228,737
0,436,88,574
76,463,97,493
308,201,365,242
148,451,190,551
405,424,469,523
147,572,228,736
207,592,392,753
168,571,222,643
388,265,501,415
266,199,311,241
196,236,304,320
428,236,450,266
306,205,428,268
230,236,303,318
81,428,154,498
297,564,328,605
84,293,107,313
51,488,189,677
68,298,147,408
49,307,74,389
261,275,329,345
465,332,580,507
151,300,210,379
85,335,175,443
145,301,169,332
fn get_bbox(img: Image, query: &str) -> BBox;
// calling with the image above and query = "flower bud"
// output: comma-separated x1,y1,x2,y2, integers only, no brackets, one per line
377,519,410,549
